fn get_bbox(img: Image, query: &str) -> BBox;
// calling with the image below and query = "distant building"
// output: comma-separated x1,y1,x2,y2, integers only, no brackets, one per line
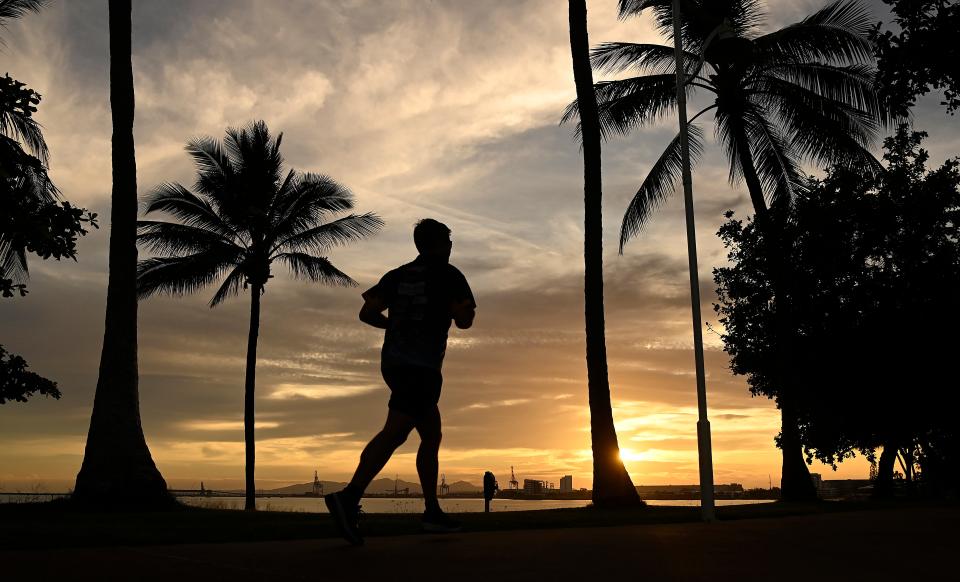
523,479,546,495
820,479,872,499
810,473,823,491
560,475,573,492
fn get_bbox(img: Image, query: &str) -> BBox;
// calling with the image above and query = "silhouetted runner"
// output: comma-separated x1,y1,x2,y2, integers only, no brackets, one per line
325,219,476,545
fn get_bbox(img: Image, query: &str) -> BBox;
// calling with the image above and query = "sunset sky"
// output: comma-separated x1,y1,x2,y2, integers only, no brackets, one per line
2,0,958,493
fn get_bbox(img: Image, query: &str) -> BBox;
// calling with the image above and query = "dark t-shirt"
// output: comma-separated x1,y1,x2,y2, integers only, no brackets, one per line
362,256,475,370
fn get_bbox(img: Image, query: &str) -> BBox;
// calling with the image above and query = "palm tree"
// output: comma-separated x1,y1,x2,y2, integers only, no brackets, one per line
74,0,170,505
136,120,383,511
568,0,642,507
563,0,890,501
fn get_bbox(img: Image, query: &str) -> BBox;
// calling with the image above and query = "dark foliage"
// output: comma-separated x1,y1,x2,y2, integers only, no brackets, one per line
714,126,960,491
0,70,97,297
0,344,60,403
872,0,960,116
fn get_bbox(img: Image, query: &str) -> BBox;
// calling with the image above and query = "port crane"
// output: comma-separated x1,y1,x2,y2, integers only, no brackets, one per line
312,470,323,497
439,473,450,497
393,474,409,496
509,466,519,491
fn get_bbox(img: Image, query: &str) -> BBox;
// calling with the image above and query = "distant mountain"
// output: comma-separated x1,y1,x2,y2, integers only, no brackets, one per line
266,481,347,495
448,480,481,493
248,477,481,496
366,477,422,495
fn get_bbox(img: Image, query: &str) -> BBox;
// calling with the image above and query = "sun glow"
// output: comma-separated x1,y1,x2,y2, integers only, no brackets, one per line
618,447,655,463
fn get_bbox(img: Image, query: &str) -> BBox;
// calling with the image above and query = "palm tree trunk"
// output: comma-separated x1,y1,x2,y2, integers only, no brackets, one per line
74,0,168,506
568,0,641,508
244,283,262,511
873,440,897,499
736,140,816,502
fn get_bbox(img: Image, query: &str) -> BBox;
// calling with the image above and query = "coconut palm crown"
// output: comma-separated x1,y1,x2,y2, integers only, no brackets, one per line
562,0,892,250
137,120,383,305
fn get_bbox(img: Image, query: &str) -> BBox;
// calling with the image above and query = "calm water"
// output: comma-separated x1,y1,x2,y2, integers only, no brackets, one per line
175,496,774,513
0,493,773,512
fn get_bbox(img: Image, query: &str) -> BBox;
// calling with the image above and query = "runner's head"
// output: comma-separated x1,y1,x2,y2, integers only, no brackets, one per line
414,219,452,262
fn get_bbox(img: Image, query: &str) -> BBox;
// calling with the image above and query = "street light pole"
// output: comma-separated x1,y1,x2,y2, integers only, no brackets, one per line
671,0,716,522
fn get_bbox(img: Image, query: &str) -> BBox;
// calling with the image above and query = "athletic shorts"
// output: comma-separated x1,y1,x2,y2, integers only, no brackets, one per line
381,364,443,420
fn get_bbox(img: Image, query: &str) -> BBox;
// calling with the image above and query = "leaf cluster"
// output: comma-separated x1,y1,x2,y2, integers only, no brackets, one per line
0,343,60,404
871,0,960,116
1,77,97,297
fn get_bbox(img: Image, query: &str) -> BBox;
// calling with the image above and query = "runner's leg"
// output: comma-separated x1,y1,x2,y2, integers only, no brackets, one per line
415,404,442,513
344,409,416,499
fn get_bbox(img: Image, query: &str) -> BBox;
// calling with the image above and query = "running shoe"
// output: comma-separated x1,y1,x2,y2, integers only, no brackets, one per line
325,492,364,545
422,508,462,533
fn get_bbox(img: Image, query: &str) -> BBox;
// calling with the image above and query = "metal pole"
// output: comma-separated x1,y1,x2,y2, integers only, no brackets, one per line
672,0,716,522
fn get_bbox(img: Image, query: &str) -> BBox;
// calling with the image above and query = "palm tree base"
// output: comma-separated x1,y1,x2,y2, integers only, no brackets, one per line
74,457,172,509
592,494,647,509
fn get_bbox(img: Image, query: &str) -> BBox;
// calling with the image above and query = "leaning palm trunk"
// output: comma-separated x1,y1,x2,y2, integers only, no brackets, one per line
568,0,641,507
740,152,816,501
74,0,168,505
244,284,262,511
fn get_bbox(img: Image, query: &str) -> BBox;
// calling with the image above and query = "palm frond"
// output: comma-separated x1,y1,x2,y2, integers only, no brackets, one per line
136,249,240,300
0,238,27,282
137,220,242,256
0,0,48,46
618,0,764,46
757,77,882,170
186,136,234,200
591,42,695,76
273,212,384,256
208,266,245,307
225,120,285,192
0,0,48,20
744,108,805,208
268,173,355,241
760,62,893,127
714,108,750,187
619,124,704,251
217,121,286,230
142,182,239,241
562,74,687,140
753,0,874,65
0,108,48,163
275,252,356,287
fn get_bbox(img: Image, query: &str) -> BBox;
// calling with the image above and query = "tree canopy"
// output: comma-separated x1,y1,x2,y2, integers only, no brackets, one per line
872,0,960,116
714,126,960,490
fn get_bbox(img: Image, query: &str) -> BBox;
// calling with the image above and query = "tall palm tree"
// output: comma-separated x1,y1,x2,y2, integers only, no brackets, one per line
74,0,170,505
136,120,383,511
563,0,890,501
568,0,642,507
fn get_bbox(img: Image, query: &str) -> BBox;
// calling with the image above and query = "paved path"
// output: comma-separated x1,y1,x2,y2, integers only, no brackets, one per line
5,506,955,581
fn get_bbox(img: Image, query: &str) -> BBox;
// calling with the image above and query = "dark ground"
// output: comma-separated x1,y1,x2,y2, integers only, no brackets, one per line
2,503,956,581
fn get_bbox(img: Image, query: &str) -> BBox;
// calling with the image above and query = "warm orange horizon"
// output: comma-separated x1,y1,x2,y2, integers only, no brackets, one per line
5,0,955,495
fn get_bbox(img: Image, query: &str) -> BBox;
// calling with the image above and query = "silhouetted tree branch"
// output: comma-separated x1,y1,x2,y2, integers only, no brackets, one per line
0,344,60,404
